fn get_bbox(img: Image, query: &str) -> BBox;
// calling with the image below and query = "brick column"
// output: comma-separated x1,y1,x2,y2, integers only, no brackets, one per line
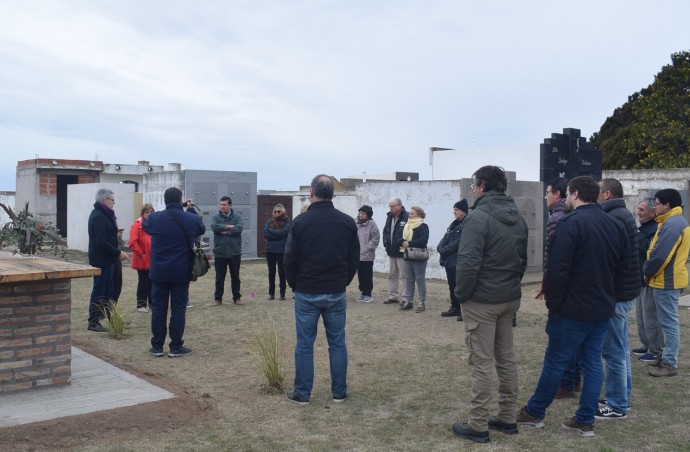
0,279,72,392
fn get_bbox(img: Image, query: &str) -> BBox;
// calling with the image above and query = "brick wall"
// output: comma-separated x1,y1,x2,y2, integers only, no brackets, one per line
0,279,72,393
39,172,57,195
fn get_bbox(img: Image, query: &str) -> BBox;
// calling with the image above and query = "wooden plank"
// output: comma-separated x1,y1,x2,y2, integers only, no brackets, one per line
0,253,100,284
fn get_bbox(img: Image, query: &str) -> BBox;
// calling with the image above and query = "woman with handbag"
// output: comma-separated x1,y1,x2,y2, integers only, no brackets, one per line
399,206,430,312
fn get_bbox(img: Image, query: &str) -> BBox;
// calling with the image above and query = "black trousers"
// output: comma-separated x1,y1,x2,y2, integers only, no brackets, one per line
357,261,374,296
136,269,151,308
214,255,242,302
445,265,460,310
113,260,123,302
266,252,286,297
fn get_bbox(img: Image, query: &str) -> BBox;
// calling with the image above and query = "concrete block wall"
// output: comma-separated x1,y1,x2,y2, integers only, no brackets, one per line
603,169,690,225
0,279,72,393
288,172,543,279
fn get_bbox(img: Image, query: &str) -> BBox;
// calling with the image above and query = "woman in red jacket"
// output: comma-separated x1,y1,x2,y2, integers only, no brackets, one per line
128,203,155,313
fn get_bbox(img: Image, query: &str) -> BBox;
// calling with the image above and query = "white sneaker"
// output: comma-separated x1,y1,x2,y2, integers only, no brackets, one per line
362,296,373,303
355,295,365,302
186,303,193,308
137,307,149,313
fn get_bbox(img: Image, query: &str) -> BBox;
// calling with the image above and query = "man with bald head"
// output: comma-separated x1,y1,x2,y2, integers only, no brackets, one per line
382,197,409,305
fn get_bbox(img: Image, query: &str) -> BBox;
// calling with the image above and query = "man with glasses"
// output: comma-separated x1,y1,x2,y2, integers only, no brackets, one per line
452,166,528,443
87,188,129,332
643,189,690,377
517,176,630,438
382,198,409,305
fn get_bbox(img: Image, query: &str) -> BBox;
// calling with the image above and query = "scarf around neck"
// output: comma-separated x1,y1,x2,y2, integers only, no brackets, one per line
401,217,424,251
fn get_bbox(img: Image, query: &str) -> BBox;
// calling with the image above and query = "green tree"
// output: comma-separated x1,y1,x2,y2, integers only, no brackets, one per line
591,51,690,169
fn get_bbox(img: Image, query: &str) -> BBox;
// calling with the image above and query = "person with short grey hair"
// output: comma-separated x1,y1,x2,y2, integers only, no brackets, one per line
631,198,661,363
382,197,409,305
87,188,129,332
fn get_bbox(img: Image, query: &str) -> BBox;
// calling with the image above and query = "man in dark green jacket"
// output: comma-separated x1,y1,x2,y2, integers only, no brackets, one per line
211,196,244,305
452,166,528,444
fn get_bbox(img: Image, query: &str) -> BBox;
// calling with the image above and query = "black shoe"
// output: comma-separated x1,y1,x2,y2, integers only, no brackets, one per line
149,346,164,357
168,346,193,357
441,306,460,317
488,417,519,434
286,390,309,405
266,294,275,300
279,295,286,301
452,423,490,443
457,315,464,322
399,300,413,311
333,394,348,403
87,323,107,333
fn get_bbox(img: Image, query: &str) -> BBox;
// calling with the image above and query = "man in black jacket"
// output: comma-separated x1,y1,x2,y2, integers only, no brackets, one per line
284,175,359,405
382,198,409,305
87,188,129,333
595,178,641,419
437,199,467,319
518,176,630,438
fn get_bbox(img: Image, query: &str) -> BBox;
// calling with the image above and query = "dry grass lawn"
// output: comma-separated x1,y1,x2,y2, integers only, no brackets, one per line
10,252,690,451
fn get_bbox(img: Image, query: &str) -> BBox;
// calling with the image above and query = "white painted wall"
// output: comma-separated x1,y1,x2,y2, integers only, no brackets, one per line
67,183,136,252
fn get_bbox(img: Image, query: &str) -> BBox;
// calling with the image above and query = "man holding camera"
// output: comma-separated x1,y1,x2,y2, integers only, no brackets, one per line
144,188,205,357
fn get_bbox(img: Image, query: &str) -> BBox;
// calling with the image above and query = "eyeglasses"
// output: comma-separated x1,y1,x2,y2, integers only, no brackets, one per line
545,190,555,196
273,211,282,214
105,198,115,203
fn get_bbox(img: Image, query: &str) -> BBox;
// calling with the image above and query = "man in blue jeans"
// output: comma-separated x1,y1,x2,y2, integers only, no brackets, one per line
283,175,359,405
144,188,205,358
595,179,641,419
643,188,690,377
517,176,630,438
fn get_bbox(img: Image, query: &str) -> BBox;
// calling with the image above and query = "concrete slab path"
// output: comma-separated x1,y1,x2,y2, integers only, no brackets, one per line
0,347,174,428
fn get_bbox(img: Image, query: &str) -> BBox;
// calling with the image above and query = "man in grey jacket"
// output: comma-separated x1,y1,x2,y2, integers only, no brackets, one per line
452,165,528,444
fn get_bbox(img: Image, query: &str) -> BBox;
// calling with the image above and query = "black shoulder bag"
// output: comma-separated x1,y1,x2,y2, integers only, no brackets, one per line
166,210,210,281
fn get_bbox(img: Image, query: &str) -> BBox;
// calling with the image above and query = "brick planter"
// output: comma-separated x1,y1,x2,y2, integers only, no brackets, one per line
0,254,98,393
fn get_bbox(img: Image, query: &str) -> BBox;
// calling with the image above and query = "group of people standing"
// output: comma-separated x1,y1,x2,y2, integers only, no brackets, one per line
451,169,689,444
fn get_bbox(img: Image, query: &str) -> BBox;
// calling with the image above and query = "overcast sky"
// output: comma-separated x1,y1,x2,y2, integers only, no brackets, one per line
1,1,689,191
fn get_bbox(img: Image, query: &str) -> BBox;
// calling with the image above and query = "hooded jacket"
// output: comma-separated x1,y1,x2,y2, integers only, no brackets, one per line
455,191,528,304
357,218,380,261
599,197,641,301
643,206,690,290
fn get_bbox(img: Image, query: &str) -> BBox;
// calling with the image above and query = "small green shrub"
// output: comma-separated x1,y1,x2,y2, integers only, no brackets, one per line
251,314,285,393
99,300,129,339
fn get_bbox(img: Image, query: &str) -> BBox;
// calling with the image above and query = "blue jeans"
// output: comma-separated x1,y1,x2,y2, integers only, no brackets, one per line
602,300,634,413
88,264,114,325
526,313,608,425
150,280,189,350
293,292,348,401
653,288,682,368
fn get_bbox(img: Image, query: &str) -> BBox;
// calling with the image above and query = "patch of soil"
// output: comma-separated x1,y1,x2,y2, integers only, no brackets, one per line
0,338,218,452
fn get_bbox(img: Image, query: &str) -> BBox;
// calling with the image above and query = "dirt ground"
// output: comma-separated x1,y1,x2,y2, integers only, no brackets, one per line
3,250,688,451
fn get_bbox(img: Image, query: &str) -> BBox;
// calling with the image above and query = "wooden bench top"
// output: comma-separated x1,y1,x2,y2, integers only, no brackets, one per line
0,253,100,284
